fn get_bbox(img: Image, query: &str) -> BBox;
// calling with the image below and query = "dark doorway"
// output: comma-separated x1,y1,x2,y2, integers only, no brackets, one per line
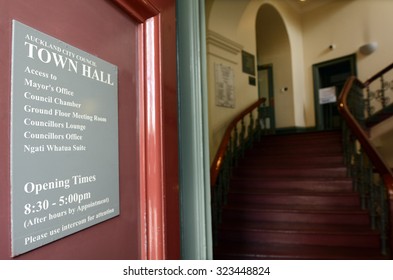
258,64,275,133
313,54,357,130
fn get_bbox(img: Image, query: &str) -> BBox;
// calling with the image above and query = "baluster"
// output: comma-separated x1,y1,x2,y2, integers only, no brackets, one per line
369,172,377,230
214,170,223,232
228,136,234,171
211,187,218,244
347,130,355,174
247,111,255,148
342,124,350,169
366,156,378,229
239,118,246,158
348,86,355,115
359,85,366,127
365,86,372,118
363,154,369,209
233,126,239,165
351,140,359,192
380,75,387,108
257,105,263,140
378,179,389,255
213,167,225,245
223,148,231,205
357,151,366,207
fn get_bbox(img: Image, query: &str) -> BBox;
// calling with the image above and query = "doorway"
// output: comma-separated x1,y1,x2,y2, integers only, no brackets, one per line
313,54,357,130
258,64,275,133
1,0,179,260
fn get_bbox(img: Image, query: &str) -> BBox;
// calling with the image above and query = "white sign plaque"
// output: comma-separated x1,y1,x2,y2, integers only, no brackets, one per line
215,63,235,108
319,86,337,104
10,20,119,256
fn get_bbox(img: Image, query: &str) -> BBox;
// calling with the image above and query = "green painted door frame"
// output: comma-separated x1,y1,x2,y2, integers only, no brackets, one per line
176,0,213,259
258,64,276,133
313,54,357,130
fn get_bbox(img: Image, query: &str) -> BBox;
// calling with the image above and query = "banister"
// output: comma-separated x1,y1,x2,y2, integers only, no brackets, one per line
210,98,265,186
364,63,393,87
338,74,393,257
338,77,393,193
210,97,266,244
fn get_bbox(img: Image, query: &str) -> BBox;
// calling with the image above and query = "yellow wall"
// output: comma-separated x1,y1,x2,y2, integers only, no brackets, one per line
206,0,258,162
206,0,393,164
302,0,393,128
256,4,294,129
206,0,302,161
302,0,393,167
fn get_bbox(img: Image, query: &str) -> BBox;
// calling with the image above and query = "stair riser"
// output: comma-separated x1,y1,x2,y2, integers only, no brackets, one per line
233,168,348,178
260,132,341,142
222,210,370,225
240,162,345,169
230,180,353,192
228,194,361,207
213,249,385,260
240,156,345,166
251,147,343,156
255,139,342,147
218,230,380,248
256,141,342,149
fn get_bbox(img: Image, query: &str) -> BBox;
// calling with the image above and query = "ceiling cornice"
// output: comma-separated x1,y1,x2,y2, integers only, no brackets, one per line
284,0,332,14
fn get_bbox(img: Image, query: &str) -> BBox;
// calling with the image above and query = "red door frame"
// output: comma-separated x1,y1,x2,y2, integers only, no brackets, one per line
113,0,180,260
0,0,178,260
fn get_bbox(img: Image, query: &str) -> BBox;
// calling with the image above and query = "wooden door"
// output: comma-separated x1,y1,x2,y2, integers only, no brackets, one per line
0,0,179,259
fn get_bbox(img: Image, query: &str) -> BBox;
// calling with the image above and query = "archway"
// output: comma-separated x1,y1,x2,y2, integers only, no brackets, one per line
256,4,293,130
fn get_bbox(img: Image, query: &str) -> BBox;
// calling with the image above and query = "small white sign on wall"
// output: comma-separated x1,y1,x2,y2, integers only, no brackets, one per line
215,63,235,108
319,86,337,104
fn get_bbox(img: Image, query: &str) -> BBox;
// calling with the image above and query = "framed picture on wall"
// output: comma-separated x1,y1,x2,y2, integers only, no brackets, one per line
242,50,255,76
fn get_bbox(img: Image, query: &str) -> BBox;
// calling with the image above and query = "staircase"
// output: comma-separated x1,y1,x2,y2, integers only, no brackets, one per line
214,130,386,259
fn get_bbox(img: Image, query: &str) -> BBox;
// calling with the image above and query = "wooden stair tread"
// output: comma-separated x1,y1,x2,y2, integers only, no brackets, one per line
234,166,347,171
229,189,358,196
221,206,370,225
230,177,352,182
233,170,348,178
214,242,386,260
223,205,367,214
230,178,353,191
223,202,362,211
219,221,378,234
224,202,364,211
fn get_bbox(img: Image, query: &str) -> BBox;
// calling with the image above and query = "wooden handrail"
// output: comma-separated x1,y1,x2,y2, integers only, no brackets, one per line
364,62,393,87
362,62,393,128
338,76,393,256
210,98,265,186
338,77,393,195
